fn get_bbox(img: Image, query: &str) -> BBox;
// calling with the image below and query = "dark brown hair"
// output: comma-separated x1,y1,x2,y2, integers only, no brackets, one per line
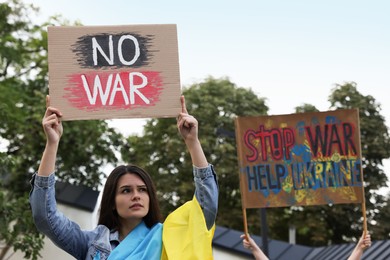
98,164,162,230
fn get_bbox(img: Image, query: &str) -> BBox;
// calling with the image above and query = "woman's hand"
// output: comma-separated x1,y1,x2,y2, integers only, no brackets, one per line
42,95,63,144
177,95,198,143
176,95,207,167
358,233,371,250
347,232,371,260
38,96,63,176
241,234,269,260
241,234,258,251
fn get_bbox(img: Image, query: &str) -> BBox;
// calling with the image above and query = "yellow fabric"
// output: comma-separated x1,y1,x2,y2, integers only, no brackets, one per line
161,196,215,260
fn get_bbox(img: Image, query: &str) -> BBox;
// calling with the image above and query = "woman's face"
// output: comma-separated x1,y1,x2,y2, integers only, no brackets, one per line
115,173,150,224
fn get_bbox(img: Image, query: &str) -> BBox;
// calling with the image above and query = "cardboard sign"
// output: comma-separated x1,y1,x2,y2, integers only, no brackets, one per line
48,24,181,120
235,109,364,208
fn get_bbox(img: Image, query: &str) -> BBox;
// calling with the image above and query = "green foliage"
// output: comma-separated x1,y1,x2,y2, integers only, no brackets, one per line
294,103,319,113
0,188,44,260
0,0,124,258
329,82,390,238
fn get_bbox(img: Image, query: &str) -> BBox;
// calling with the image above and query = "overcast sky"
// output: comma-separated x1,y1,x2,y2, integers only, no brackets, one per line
22,0,390,191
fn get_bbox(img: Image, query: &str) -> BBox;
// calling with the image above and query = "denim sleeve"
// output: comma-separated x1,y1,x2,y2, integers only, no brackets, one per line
193,164,219,230
29,173,92,260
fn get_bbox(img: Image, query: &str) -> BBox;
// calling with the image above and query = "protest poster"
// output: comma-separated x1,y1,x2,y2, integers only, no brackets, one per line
48,24,181,120
235,109,364,209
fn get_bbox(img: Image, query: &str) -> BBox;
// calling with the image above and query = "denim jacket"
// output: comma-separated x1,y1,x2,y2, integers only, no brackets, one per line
29,164,218,260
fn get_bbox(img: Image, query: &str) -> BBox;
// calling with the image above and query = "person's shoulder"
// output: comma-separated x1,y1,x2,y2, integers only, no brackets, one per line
87,225,112,248
89,225,111,240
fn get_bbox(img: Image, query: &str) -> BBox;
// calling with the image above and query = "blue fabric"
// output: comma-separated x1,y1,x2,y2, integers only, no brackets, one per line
107,222,163,260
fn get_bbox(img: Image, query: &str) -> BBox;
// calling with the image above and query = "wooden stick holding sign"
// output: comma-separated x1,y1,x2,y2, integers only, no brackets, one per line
357,113,368,235
48,24,181,121
235,109,367,237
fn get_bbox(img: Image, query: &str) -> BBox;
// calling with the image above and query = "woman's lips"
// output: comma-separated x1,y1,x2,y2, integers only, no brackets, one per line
130,203,143,209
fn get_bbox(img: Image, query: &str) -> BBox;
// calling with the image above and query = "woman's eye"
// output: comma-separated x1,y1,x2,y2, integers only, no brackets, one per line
122,188,130,194
139,187,147,192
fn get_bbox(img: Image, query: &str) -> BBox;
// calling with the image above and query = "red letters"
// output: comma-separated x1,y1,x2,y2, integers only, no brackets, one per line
65,71,162,110
244,125,295,162
304,123,357,158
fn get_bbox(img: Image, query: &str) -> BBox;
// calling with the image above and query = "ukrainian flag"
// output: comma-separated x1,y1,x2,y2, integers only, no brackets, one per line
106,196,215,260
162,196,215,259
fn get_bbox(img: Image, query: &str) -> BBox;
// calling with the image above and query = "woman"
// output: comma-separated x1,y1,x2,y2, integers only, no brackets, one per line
30,95,218,260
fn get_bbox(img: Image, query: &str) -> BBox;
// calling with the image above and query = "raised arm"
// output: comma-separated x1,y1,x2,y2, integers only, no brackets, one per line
30,96,98,259
176,95,208,167
347,232,371,260
38,95,63,176
176,95,218,230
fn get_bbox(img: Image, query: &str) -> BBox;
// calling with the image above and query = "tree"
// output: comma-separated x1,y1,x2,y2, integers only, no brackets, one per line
294,103,319,113
268,82,390,246
328,82,390,239
0,181,44,260
121,77,268,229
0,1,123,258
